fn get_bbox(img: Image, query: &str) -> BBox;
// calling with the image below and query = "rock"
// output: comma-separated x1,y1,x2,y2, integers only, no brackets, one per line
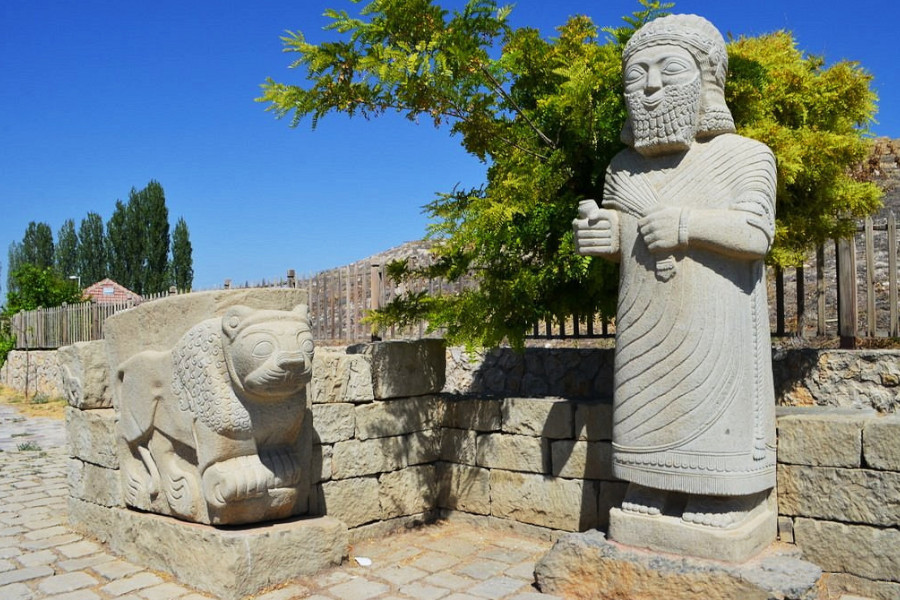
863,414,900,470
476,433,547,474
534,530,822,600
777,407,872,467
58,341,111,409
320,477,382,528
379,465,436,519
311,403,356,444
502,397,573,439
436,463,491,515
778,465,900,526
351,339,445,399
794,518,900,583
66,406,118,468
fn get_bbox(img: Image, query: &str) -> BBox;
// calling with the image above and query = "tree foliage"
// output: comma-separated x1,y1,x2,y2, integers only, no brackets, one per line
2,264,84,316
77,212,107,286
55,219,78,280
260,0,879,348
171,217,194,292
21,222,55,270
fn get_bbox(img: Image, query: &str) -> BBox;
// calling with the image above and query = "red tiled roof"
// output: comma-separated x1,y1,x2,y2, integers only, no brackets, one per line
82,278,141,304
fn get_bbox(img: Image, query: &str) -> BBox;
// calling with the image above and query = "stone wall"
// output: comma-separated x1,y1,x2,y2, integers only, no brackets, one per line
777,407,900,600
447,345,900,413
0,350,63,397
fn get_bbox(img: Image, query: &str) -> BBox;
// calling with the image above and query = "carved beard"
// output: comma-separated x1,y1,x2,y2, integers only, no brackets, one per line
625,78,701,157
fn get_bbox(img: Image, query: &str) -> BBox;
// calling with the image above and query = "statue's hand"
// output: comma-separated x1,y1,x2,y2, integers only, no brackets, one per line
573,200,619,257
638,207,684,254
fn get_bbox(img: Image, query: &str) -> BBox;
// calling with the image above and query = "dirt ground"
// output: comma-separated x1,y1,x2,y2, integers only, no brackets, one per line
0,385,66,419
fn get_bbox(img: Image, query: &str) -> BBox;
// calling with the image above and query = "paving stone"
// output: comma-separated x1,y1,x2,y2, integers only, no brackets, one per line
37,571,99,594
0,564,54,586
253,583,312,600
57,539,102,558
0,558,14,572
43,592,102,600
379,564,429,586
90,558,144,580
397,580,451,599
100,571,165,596
0,582,34,600
21,533,82,551
137,581,194,599
411,551,462,573
424,571,477,591
328,577,391,599
56,553,115,571
457,559,508,581
468,576,530,598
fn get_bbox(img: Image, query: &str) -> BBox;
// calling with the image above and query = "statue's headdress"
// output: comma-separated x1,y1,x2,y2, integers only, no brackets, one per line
622,14,735,142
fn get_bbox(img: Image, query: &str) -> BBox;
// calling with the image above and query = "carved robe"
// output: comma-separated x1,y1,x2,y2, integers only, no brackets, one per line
606,133,777,496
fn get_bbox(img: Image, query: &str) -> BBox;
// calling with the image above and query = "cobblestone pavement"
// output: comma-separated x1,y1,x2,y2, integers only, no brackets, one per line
0,406,559,600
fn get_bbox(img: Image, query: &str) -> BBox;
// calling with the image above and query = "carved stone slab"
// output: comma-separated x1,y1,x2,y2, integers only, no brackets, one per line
105,290,315,525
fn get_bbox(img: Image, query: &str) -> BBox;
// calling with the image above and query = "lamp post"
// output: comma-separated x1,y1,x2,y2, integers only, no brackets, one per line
68,275,81,289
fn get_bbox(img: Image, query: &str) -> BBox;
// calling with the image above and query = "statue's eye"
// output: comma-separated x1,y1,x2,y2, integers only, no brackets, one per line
662,58,692,76
252,340,275,358
624,65,645,85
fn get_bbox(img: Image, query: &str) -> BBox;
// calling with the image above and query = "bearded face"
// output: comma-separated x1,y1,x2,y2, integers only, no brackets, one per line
622,45,702,157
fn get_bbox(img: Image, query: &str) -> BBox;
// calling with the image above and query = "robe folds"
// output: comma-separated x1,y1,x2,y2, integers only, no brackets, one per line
605,133,777,496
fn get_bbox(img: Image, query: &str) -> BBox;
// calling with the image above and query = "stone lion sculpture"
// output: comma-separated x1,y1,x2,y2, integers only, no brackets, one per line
115,304,315,525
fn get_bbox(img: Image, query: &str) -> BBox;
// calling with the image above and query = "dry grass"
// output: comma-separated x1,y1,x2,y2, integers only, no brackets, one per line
0,385,67,419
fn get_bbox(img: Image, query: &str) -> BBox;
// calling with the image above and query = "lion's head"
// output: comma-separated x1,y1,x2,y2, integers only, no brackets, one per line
221,304,314,400
171,304,314,434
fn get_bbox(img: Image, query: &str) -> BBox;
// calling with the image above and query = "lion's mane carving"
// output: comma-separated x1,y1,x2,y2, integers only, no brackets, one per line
115,304,314,525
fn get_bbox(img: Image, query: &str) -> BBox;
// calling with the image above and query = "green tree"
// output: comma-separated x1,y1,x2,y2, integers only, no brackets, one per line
171,217,194,292
55,219,78,281
260,0,879,348
21,221,55,269
6,242,22,295
725,32,880,265
3,264,84,316
139,180,171,294
106,199,131,288
77,212,107,285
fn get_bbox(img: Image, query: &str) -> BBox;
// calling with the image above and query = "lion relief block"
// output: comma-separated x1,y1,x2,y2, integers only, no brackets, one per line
114,304,315,525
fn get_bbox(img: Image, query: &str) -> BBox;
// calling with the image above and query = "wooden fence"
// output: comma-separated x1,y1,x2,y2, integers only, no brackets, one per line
10,212,899,349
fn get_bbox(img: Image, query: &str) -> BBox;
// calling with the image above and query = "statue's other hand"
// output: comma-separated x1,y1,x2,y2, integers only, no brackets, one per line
638,207,682,253
573,200,619,257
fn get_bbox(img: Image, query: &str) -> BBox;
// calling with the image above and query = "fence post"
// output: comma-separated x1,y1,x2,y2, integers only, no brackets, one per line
890,211,898,337
865,216,876,337
287,269,296,289
775,266,785,336
836,237,858,349
796,265,806,337
816,245,826,336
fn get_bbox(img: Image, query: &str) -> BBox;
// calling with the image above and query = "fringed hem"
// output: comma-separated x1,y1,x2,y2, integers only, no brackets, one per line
613,459,775,496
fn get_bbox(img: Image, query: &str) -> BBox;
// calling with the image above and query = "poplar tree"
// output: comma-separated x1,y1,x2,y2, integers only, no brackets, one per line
171,217,194,292
139,180,171,295
256,0,876,347
77,212,107,286
21,222,55,269
55,219,78,281
106,200,130,288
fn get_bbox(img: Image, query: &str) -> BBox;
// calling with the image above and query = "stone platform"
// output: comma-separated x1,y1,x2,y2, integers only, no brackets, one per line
534,530,823,600
68,498,347,600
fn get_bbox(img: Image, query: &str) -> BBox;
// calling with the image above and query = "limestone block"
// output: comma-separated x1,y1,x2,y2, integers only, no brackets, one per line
777,464,900,526
436,463,491,515
574,400,613,441
406,430,439,466
351,339,446,399
68,497,347,600
864,414,900,471
443,397,501,431
320,477,382,528
820,572,900,600
551,440,614,480
440,428,477,465
534,530,822,600
66,406,118,469
598,481,628,527
490,470,599,531
313,444,332,483
312,403,356,444
107,293,315,525
310,349,374,404
331,437,406,479
0,350,64,398
355,396,438,440
67,458,123,507
776,407,871,467
501,397,573,439
380,465,436,519
58,341,112,409
794,517,900,583
476,433,548,474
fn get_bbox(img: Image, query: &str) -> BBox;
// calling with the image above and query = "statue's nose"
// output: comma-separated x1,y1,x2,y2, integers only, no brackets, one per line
645,67,662,94
275,351,306,370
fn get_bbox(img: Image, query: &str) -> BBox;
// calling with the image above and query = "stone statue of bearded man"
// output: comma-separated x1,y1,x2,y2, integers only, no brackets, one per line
573,14,777,561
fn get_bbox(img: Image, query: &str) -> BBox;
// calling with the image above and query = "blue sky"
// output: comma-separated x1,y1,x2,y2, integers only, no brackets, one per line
1,0,897,295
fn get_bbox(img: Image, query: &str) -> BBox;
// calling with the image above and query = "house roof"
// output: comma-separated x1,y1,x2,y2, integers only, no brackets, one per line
82,278,141,304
